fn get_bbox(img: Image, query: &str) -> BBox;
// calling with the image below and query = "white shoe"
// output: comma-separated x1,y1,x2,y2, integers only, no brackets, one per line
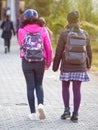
28,113,37,120
37,104,46,120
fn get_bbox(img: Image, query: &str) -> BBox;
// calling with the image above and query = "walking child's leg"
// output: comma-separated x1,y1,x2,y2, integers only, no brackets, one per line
71,80,81,122
23,70,36,113
62,81,70,108
4,38,8,53
35,61,45,105
72,80,81,113
61,81,70,119
34,61,46,120
7,38,11,52
22,59,36,114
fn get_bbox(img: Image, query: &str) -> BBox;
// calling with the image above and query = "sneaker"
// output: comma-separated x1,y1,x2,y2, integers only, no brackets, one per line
28,113,37,120
70,112,78,123
8,48,10,52
61,107,70,119
37,104,46,120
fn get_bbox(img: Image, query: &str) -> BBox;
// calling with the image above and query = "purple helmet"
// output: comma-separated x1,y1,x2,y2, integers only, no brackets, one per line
23,9,38,20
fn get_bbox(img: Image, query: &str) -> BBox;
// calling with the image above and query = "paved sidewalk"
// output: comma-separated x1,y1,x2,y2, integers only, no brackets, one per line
0,36,98,130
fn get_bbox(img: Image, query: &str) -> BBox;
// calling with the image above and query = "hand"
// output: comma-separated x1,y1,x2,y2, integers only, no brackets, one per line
45,65,49,70
52,57,55,62
86,68,91,72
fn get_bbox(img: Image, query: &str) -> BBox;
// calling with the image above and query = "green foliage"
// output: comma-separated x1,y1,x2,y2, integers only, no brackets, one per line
25,0,35,9
81,21,98,39
34,0,53,16
91,12,98,25
91,41,98,71
78,0,93,21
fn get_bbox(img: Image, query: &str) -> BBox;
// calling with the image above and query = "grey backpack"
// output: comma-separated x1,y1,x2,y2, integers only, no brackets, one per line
65,29,87,65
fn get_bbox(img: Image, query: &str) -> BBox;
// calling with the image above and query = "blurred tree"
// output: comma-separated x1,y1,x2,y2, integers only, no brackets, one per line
25,0,35,9
24,0,98,40
34,0,53,17
50,0,71,34
78,0,93,22
92,13,98,25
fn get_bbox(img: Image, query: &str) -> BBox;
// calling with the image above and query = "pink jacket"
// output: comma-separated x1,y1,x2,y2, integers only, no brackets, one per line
18,24,52,68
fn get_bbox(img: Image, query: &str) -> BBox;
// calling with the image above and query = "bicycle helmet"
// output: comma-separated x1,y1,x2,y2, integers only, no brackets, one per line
23,9,38,20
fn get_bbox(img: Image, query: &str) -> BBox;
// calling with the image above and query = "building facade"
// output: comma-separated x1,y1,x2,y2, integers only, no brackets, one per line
0,0,25,23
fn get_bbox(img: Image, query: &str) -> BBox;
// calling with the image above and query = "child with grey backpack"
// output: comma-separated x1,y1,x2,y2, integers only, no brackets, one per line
52,11,92,123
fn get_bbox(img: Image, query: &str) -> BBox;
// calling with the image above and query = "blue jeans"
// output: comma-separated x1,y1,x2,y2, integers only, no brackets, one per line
22,58,45,113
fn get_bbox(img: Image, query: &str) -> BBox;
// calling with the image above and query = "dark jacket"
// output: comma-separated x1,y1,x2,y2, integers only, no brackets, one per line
52,29,92,72
1,20,15,39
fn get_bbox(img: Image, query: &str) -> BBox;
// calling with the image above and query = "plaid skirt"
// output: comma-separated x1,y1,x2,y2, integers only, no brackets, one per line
60,72,90,82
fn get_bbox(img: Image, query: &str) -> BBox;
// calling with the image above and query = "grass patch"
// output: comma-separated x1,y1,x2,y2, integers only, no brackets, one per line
91,40,98,71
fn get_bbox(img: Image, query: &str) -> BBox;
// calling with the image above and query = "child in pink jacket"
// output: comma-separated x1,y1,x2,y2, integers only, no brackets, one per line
18,9,52,120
